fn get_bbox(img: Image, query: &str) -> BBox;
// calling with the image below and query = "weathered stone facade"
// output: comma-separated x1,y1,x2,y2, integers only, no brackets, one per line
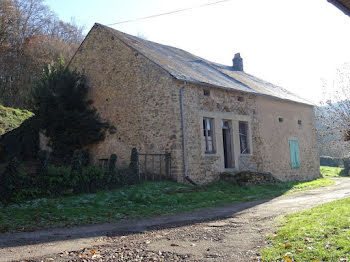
68,24,319,184
69,26,185,180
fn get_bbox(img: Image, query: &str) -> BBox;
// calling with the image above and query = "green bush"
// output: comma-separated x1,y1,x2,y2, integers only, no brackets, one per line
0,152,141,204
42,165,72,196
32,59,109,162
0,159,40,204
73,166,106,193
320,156,342,167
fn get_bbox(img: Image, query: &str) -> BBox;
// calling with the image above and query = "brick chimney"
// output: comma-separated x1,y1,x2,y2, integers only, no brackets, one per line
232,53,243,71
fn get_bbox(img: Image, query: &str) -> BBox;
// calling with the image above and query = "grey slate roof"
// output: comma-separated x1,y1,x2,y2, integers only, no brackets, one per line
97,23,312,106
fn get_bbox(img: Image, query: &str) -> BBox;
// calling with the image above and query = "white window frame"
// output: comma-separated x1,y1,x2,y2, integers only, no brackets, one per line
203,118,215,154
239,121,251,155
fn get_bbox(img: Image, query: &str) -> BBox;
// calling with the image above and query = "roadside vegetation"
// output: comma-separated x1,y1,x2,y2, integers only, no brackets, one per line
261,197,350,262
0,177,333,233
260,166,349,261
320,165,347,177
0,105,33,135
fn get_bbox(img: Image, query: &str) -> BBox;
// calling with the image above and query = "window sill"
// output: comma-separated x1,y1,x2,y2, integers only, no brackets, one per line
204,152,218,157
224,168,237,172
239,153,253,157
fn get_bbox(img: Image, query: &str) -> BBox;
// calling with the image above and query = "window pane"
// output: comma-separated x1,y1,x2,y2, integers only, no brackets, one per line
222,120,229,129
239,122,250,154
206,119,211,130
207,136,213,151
203,118,215,153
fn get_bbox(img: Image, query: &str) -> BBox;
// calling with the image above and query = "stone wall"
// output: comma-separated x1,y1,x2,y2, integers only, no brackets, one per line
181,82,259,184
69,25,185,181
68,24,319,184
255,96,320,181
181,83,319,183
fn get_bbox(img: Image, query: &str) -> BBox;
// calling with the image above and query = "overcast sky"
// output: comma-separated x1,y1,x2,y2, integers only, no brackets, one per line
45,0,350,104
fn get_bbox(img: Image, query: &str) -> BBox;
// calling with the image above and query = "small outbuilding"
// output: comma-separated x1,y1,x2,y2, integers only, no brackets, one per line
68,23,319,184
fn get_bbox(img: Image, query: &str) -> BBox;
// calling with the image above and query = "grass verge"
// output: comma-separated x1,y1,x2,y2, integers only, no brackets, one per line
0,104,33,135
260,197,350,262
320,165,348,177
0,178,333,232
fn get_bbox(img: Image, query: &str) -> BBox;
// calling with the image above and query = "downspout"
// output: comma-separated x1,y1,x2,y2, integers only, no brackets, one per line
179,81,197,185
179,81,188,182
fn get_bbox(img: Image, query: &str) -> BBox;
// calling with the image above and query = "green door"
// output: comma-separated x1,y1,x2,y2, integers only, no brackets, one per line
289,140,300,169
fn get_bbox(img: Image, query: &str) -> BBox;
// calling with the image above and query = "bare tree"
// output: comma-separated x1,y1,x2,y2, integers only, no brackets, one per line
317,63,350,158
0,0,84,108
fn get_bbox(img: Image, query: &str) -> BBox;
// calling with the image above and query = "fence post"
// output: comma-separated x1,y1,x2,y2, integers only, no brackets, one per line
165,153,171,178
108,154,117,187
159,154,162,180
129,148,139,182
152,155,155,181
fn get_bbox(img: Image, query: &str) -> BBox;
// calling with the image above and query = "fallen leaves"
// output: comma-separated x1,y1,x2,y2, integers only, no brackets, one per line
284,243,292,248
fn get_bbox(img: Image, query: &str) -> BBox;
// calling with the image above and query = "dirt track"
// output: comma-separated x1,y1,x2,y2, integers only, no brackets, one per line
1,177,350,262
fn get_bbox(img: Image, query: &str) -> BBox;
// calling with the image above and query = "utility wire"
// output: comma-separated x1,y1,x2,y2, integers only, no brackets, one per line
106,0,232,26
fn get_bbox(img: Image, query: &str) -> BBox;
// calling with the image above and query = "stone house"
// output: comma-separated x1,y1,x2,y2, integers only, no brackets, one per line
68,23,319,184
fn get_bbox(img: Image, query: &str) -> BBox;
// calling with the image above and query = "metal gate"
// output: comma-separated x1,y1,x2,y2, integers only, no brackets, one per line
138,153,171,181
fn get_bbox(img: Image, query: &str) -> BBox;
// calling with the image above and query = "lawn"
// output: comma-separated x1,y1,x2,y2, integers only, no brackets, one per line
261,198,350,262
0,178,334,233
320,165,347,177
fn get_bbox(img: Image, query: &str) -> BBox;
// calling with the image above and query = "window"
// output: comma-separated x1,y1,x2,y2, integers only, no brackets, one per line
239,121,250,154
237,96,244,102
279,117,284,123
98,158,109,168
298,120,302,125
203,89,210,96
289,140,300,169
203,118,215,153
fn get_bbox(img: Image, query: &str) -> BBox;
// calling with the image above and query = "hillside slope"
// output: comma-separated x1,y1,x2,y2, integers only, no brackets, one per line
0,105,33,135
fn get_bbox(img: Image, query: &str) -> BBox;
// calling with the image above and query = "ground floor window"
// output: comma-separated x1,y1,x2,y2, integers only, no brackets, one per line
239,121,250,154
289,139,300,168
203,118,215,153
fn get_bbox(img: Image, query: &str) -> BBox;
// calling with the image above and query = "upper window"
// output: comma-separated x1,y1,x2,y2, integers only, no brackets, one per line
203,89,210,96
239,121,250,154
203,118,215,153
289,139,300,169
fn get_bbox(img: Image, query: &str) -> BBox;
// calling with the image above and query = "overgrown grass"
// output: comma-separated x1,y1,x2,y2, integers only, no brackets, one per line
320,165,348,177
261,198,350,261
0,105,33,135
0,178,333,232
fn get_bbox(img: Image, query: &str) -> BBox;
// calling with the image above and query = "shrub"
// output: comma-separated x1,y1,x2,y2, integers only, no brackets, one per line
0,158,39,204
72,166,106,193
343,158,350,175
320,156,342,167
0,151,141,204
106,154,120,189
42,165,72,196
32,58,109,162
129,148,139,176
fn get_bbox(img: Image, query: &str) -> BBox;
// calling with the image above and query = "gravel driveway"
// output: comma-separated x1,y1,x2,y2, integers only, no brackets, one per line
1,177,350,262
